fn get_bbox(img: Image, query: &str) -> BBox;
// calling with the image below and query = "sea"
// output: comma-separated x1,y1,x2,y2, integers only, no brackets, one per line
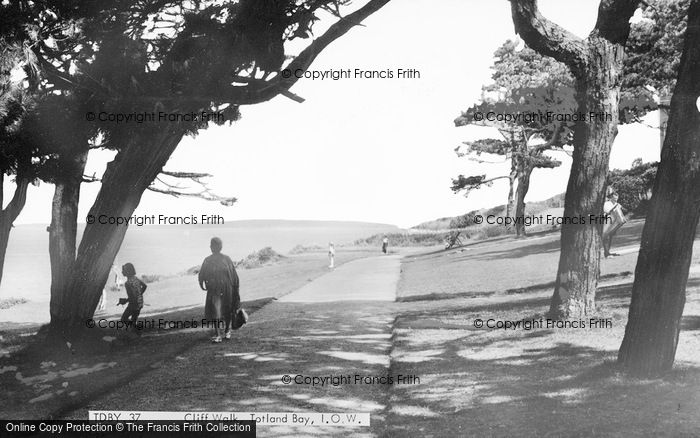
1,220,398,302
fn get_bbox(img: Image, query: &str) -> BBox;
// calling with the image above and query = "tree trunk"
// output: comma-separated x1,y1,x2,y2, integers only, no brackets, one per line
0,172,30,287
0,219,11,286
514,164,533,237
549,34,623,319
49,127,185,337
506,161,517,233
617,1,700,376
48,149,88,323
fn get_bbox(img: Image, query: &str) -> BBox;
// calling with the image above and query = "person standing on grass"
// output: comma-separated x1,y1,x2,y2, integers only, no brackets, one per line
382,236,389,254
603,190,627,258
118,263,147,329
199,237,240,343
328,242,335,268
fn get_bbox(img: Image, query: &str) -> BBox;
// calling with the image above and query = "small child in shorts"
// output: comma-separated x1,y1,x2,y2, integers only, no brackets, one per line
118,263,147,327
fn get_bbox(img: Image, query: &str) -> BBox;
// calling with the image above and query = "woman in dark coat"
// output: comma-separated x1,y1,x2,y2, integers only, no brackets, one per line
198,237,240,343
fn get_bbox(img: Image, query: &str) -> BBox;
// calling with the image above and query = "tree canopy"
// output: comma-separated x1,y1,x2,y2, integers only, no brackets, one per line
624,0,689,99
0,0,394,334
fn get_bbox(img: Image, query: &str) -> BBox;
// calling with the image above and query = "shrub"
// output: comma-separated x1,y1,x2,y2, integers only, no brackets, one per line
237,247,285,269
141,274,163,284
0,297,27,309
289,244,324,254
354,232,447,247
608,159,658,216
449,213,475,229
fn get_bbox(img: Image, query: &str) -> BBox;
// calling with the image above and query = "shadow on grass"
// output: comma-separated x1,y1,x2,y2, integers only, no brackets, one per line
467,238,562,262
681,315,700,331
398,291,497,303
48,300,400,437
385,275,700,437
0,297,274,420
463,221,645,262
402,233,536,264
504,271,634,296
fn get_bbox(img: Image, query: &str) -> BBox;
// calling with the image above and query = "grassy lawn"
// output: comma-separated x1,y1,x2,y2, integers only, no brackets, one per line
386,222,700,437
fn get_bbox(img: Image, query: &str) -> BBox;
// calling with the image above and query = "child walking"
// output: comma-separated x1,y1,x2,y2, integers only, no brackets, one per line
118,263,147,328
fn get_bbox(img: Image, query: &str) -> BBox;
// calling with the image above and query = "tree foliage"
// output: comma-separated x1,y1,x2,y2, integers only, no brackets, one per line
452,43,570,236
488,39,573,90
607,159,658,216
624,0,689,99
452,43,575,189
453,0,684,234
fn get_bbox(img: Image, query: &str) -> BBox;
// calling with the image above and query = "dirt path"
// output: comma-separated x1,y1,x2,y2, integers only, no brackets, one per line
65,255,402,437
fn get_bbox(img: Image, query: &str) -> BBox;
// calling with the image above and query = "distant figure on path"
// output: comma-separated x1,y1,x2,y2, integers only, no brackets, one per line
328,242,335,268
118,263,147,329
382,236,389,254
603,190,627,258
199,237,240,343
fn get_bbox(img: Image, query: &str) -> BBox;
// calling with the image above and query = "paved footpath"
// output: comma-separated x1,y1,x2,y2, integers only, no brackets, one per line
68,255,402,437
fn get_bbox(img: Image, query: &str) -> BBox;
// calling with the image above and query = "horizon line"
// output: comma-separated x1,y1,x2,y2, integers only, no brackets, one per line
13,218,405,228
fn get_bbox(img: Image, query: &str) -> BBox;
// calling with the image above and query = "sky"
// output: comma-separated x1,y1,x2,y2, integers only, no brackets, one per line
8,0,661,229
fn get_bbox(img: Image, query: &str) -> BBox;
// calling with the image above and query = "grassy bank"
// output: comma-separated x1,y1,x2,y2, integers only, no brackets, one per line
385,221,700,436
354,232,447,247
354,194,569,251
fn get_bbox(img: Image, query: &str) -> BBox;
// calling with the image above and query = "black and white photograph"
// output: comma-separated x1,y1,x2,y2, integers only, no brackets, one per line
0,0,699,436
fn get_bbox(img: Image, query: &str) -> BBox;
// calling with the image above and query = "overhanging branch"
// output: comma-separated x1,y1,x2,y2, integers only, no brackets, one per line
149,169,237,206
116,0,391,106
594,0,641,44
509,0,587,74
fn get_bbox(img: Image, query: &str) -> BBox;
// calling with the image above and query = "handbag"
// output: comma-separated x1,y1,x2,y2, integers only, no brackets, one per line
603,203,627,237
233,308,248,329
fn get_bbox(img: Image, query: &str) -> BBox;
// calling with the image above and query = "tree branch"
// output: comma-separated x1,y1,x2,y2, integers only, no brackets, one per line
146,185,237,206
534,122,564,150
4,176,29,223
150,170,237,206
160,170,212,179
481,175,511,184
594,0,641,44
468,157,509,164
452,174,510,194
82,173,100,183
509,0,587,74
224,0,391,105
124,0,391,106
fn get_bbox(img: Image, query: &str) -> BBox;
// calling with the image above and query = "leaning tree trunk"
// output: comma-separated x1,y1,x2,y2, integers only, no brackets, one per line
506,162,518,233
514,164,534,237
549,34,623,319
617,1,700,376
49,127,186,337
0,174,30,286
48,149,88,323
